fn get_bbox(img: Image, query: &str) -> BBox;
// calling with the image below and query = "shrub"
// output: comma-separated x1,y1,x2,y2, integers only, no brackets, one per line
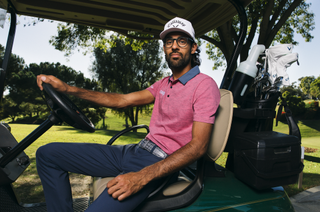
302,100,320,120
305,101,319,110
280,91,306,117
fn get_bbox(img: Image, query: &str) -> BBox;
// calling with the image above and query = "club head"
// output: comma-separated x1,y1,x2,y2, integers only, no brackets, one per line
262,85,272,93
274,76,283,84
273,76,283,90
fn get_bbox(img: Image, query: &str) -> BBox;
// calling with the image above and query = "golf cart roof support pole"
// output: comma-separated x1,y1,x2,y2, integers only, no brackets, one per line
0,9,16,103
220,0,248,89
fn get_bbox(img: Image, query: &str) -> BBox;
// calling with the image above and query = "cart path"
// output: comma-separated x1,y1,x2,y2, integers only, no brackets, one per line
290,186,320,212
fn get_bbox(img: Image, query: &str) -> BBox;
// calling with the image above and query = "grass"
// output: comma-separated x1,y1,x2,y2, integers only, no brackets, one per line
282,149,320,197
8,111,151,203
3,111,320,203
273,121,320,197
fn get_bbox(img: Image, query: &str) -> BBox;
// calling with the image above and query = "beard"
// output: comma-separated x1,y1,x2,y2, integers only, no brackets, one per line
165,50,191,70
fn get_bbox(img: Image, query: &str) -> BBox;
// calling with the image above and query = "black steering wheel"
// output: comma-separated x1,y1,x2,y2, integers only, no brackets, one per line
42,83,95,133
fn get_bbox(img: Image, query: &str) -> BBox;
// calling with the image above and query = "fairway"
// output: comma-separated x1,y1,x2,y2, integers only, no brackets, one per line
274,120,320,149
301,137,320,149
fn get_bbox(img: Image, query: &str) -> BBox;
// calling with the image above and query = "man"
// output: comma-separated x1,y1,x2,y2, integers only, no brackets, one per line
36,17,220,212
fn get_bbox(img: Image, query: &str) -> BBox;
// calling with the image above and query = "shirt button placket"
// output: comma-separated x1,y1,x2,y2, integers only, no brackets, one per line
167,82,173,97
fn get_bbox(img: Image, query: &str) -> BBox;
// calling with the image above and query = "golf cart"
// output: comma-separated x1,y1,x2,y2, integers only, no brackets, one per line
0,0,303,211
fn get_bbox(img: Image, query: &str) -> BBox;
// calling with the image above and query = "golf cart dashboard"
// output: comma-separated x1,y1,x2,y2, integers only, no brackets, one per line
1,0,251,39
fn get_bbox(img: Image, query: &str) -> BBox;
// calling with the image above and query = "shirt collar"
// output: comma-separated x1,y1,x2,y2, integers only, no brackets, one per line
169,65,200,85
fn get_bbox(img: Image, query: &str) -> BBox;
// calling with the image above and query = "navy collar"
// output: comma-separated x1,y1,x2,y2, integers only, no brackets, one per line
169,66,200,85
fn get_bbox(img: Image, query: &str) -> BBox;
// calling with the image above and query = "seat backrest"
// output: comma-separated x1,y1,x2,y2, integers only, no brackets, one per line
206,89,233,161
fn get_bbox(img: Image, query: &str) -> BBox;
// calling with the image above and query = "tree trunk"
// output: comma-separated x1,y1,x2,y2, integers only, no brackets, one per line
127,107,140,132
102,115,106,130
125,117,129,129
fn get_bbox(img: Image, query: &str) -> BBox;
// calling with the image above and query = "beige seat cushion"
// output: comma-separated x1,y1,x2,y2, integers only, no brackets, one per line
93,177,113,200
162,180,191,196
93,176,191,199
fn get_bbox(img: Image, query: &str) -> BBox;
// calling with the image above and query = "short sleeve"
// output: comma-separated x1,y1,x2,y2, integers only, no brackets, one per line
193,78,220,124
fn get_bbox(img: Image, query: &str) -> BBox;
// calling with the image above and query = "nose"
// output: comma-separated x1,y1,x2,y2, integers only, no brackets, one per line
172,39,179,49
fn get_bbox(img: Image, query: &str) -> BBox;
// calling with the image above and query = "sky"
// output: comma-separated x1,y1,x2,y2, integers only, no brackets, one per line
0,0,319,87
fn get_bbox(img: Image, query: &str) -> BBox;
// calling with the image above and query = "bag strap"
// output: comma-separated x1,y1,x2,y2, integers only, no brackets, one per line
276,97,301,141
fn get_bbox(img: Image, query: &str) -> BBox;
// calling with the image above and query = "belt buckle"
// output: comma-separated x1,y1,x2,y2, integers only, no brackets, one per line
153,147,167,159
140,139,167,159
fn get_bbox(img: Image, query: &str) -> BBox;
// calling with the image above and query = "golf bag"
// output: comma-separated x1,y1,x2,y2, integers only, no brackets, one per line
226,44,303,190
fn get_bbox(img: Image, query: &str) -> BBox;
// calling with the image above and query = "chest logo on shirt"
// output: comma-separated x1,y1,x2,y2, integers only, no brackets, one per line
160,90,165,96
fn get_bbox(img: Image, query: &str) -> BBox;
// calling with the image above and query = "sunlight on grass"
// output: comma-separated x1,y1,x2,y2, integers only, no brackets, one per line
283,149,320,197
301,137,320,149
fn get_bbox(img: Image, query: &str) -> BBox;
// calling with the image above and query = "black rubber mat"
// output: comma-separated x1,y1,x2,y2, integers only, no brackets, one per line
0,185,89,212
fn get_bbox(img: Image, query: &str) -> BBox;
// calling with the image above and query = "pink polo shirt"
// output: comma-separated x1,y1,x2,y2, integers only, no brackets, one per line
146,66,220,155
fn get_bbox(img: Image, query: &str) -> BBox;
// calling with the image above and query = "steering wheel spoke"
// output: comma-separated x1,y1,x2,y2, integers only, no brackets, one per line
42,83,95,133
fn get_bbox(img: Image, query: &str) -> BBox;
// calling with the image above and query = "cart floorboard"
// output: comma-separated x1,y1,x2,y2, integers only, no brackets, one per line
1,185,89,212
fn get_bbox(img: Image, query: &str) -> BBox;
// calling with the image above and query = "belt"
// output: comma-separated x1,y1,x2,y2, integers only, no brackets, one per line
138,139,168,159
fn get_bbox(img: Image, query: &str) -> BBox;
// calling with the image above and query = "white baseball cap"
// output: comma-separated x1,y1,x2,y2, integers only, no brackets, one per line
160,17,196,41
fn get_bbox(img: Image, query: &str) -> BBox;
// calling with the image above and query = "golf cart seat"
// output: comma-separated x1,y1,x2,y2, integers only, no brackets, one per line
92,89,233,211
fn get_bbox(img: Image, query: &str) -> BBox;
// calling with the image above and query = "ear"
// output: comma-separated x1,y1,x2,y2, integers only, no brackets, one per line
191,43,197,54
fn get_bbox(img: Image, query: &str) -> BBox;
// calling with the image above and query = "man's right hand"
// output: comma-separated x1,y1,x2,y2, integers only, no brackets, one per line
36,74,69,93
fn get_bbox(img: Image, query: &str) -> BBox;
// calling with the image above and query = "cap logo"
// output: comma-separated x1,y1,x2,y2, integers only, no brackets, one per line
160,17,195,41
168,20,186,28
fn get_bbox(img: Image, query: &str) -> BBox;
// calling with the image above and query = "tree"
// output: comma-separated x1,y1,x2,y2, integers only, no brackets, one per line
310,77,320,99
279,82,306,117
280,82,304,98
91,36,165,128
49,24,153,57
0,96,20,122
25,62,106,126
281,90,306,116
203,0,314,70
1,57,106,125
0,44,30,120
299,76,316,99
0,44,26,95
5,65,43,116
1,42,108,125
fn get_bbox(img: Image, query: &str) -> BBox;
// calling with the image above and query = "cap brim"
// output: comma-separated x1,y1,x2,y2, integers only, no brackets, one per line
160,28,195,41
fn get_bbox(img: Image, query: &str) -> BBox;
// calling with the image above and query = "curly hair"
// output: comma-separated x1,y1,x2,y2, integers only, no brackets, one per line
191,45,201,67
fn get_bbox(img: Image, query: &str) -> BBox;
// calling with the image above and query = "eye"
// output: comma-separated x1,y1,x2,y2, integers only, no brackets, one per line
178,38,187,45
166,39,173,45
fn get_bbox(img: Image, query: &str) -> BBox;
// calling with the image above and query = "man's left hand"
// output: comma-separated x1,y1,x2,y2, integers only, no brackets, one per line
107,172,146,201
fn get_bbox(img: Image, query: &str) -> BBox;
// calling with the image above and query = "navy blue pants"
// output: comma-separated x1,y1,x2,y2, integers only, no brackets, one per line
36,142,164,212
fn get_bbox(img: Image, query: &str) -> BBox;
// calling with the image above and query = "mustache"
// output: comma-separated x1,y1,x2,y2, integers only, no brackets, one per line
168,51,183,57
